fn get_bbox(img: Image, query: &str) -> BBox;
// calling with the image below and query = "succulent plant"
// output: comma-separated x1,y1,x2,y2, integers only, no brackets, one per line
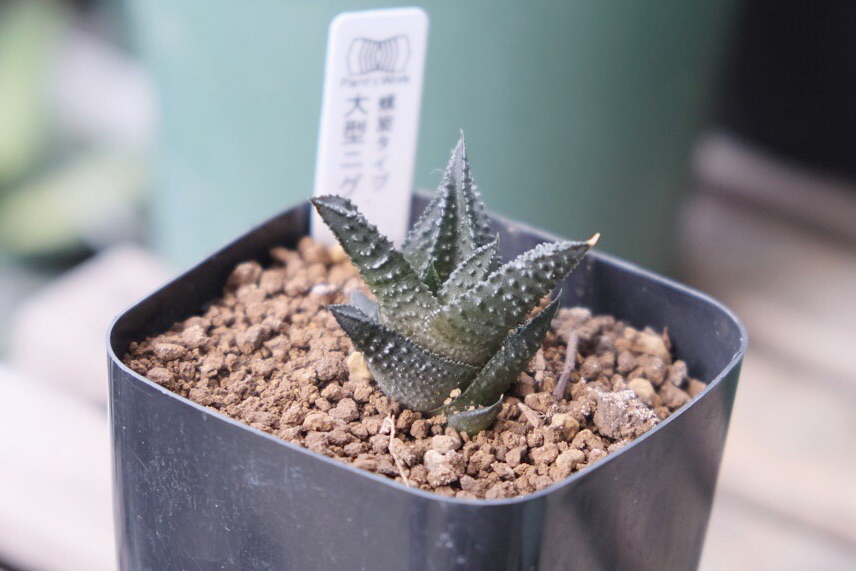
311,133,597,434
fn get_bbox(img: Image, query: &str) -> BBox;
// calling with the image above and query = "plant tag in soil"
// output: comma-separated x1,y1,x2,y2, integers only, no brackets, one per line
312,7,429,246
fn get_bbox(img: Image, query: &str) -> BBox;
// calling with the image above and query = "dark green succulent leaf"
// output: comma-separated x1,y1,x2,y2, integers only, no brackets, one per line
422,262,442,295
449,133,495,267
444,295,560,414
485,235,503,275
445,396,503,435
400,184,444,275
401,184,458,281
311,196,439,339
428,181,459,282
438,239,498,304
328,304,477,411
402,132,495,284
431,239,592,356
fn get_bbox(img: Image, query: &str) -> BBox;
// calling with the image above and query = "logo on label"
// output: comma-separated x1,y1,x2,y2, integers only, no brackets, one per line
347,36,411,75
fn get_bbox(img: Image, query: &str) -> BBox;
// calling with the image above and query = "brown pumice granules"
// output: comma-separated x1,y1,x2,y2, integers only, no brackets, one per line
124,237,705,499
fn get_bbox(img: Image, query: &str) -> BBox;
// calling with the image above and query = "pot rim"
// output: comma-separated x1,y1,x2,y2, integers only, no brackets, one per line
107,199,748,507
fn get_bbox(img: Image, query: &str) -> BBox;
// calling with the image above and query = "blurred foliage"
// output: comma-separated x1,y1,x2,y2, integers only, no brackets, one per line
0,0,67,190
0,150,146,257
0,0,149,260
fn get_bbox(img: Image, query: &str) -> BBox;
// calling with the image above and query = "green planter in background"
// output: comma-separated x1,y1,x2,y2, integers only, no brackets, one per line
128,0,735,273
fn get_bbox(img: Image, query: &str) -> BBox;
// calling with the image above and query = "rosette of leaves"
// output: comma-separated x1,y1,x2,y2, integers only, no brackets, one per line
311,134,597,434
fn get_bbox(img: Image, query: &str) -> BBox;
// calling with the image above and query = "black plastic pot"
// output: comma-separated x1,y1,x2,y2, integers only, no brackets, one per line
108,196,746,570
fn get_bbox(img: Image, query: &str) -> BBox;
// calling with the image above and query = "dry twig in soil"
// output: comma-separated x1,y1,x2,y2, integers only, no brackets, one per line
553,331,579,398
517,402,543,428
381,414,411,487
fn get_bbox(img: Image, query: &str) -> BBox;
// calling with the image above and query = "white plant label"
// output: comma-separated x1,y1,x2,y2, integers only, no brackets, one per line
312,7,429,246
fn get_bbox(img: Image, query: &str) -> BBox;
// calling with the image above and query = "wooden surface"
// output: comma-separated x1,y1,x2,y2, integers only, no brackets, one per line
686,191,856,570
0,366,114,571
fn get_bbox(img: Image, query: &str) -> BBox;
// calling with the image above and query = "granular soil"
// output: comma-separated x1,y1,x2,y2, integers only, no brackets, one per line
124,237,706,499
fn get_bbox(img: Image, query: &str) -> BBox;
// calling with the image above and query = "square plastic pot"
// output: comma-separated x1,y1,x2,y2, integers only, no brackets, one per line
108,196,747,570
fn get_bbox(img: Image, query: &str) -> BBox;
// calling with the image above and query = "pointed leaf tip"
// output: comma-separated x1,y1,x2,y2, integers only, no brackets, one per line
454,130,466,159
423,262,442,294
310,194,349,211
402,133,493,286
445,396,503,435
401,184,456,280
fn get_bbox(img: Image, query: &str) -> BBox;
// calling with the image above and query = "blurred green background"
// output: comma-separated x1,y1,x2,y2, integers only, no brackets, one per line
0,0,148,263
128,0,736,271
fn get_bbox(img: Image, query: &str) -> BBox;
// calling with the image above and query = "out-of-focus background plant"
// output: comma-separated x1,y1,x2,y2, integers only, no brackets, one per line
1,1,855,570
0,0,154,353
0,0,150,257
